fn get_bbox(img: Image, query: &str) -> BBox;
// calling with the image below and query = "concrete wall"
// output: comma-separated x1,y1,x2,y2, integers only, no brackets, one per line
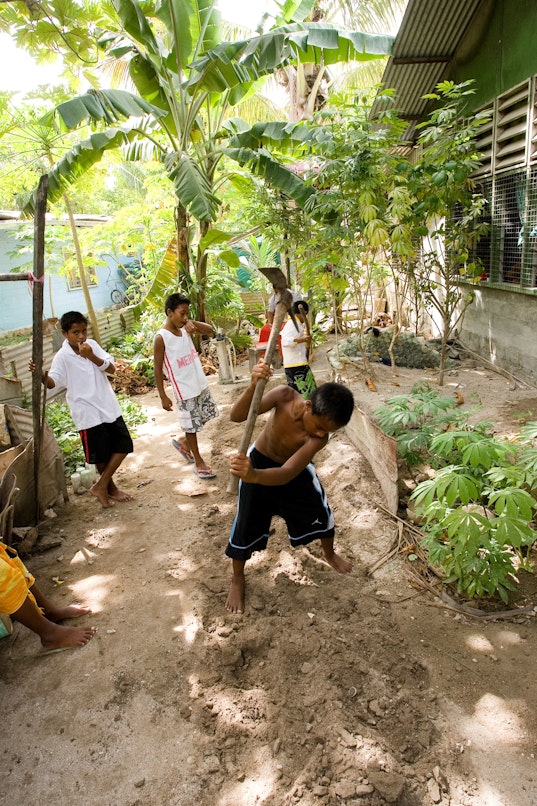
345,406,399,515
460,284,537,384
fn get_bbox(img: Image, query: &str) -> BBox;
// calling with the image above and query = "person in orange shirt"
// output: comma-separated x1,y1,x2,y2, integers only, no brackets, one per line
0,542,95,652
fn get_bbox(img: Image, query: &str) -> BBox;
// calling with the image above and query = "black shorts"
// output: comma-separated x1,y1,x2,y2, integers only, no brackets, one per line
226,447,335,562
284,364,316,399
79,417,133,465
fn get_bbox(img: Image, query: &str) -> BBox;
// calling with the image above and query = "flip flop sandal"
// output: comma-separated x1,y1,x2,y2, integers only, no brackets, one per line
193,467,216,479
171,439,194,463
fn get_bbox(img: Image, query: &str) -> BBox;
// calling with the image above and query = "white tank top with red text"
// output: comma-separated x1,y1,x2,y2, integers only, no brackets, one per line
156,328,208,401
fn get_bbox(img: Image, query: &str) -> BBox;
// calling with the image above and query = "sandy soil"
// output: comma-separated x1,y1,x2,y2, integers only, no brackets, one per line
2,341,537,806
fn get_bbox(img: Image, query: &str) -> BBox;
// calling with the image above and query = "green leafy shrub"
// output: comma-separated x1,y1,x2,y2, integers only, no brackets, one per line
45,402,86,474
375,386,537,603
374,382,465,466
46,394,147,475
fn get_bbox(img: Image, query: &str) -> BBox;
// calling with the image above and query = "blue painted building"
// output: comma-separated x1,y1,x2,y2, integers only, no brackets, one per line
0,214,128,333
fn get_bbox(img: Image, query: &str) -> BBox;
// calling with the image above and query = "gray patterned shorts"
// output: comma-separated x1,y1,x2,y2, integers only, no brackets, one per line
175,386,219,433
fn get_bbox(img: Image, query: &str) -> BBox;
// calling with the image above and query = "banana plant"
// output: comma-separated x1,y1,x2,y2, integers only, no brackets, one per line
17,0,393,319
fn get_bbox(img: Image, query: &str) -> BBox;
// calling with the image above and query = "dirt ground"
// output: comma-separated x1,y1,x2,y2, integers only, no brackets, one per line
2,340,537,806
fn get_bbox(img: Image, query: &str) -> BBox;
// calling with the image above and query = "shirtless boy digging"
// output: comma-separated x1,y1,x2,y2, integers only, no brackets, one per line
226,359,355,613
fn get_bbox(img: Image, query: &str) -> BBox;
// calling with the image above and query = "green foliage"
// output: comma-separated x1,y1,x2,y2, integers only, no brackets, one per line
45,401,86,475
377,385,537,603
414,436,537,603
205,263,246,326
46,394,147,475
109,307,163,383
373,383,462,466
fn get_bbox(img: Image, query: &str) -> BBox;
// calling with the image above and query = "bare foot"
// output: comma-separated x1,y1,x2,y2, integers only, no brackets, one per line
41,623,96,652
226,576,245,613
45,603,92,622
108,487,134,502
90,483,114,508
323,551,353,574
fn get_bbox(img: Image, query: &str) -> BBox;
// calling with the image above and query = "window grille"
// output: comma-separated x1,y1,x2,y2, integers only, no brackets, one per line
471,178,492,279
485,168,537,287
468,78,537,289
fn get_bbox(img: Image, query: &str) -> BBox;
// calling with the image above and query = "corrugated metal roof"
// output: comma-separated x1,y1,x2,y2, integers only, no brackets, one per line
371,0,486,139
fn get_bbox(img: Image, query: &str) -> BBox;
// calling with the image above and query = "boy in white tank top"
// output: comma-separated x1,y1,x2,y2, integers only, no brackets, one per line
153,293,219,478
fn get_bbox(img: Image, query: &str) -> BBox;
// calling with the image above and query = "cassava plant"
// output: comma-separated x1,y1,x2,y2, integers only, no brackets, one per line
376,387,537,603
411,426,537,603
373,382,466,467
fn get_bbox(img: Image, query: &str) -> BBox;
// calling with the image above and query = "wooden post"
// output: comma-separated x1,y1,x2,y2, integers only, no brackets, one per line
31,175,48,525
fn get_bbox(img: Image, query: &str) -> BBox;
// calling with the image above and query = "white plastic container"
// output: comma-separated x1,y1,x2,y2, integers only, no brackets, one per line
80,468,94,489
71,472,82,493
85,463,98,484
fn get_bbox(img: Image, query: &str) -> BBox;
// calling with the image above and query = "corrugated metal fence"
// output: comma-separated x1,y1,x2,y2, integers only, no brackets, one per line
0,306,138,399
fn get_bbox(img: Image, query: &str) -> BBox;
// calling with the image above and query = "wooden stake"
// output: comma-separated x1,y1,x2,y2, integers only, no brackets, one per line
31,174,48,525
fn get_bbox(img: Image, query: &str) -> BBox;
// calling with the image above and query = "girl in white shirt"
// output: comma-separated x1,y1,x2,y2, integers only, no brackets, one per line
280,300,316,400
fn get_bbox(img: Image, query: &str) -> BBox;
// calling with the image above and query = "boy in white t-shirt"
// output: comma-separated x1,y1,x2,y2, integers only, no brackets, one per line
34,311,134,508
280,300,316,399
153,293,219,479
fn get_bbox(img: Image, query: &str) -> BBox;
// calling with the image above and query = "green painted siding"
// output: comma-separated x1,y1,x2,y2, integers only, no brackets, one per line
452,0,537,109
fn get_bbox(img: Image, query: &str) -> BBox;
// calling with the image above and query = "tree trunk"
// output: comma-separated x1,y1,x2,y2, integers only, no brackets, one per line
438,326,448,386
175,204,191,292
64,195,101,343
195,220,210,322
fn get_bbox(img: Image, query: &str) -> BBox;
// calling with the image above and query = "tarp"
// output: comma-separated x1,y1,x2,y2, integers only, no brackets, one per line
0,405,68,540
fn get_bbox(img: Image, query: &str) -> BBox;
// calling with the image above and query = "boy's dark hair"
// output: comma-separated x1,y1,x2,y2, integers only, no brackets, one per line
165,293,190,314
60,311,88,332
310,383,354,427
292,299,309,315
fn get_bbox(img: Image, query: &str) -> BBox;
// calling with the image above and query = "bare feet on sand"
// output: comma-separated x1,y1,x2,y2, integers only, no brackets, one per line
45,603,92,622
90,483,114,508
225,577,245,613
41,623,96,652
322,549,353,574
90,481,133,507
108,486,134,502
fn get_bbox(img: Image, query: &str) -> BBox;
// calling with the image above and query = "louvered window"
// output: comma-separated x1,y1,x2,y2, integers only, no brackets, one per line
470,79,537,288
473,106,494,177
495,83,530,171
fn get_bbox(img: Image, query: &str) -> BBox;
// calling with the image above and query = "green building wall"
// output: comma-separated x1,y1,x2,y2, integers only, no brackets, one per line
452,0,537,109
